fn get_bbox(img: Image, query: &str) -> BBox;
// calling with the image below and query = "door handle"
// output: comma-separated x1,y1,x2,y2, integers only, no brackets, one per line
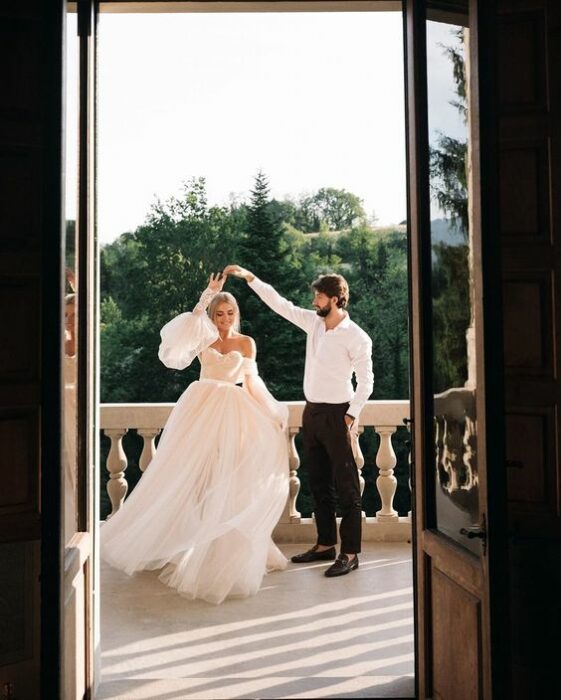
459,514,487,554
459,527,485,539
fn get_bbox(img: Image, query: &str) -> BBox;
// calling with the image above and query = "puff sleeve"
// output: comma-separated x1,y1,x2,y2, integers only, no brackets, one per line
158,288,219,370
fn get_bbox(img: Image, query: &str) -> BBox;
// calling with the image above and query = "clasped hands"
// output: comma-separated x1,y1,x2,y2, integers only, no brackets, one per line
207,265,254,293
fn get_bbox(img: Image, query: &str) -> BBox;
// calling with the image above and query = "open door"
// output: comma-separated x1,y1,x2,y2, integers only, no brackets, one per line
62,1,98,697
405,0,509,697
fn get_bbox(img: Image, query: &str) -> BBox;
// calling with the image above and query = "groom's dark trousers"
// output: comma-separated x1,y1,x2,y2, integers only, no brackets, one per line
302,401,362,554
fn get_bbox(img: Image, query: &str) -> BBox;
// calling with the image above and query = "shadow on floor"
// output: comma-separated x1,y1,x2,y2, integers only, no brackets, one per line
98,542,415,700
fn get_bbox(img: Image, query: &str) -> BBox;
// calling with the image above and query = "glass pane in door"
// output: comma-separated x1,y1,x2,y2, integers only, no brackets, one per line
426,6,480,554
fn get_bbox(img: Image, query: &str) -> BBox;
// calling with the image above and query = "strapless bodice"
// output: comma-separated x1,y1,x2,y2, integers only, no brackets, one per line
199,347,257,384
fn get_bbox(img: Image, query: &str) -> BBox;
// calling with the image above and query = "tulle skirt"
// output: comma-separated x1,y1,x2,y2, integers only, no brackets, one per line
101,379,289,604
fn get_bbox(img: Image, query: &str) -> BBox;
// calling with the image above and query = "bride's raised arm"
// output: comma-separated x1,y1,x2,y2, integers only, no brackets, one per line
158,273,225,370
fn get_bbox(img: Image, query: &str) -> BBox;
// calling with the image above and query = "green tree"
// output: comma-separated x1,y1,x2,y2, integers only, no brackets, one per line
431,242,470,392
296,187,367,232
235,171,308,399
238,170,284,282
429,27,472,394
100,177,244,404
429,28,468,231
430,137,468,231
99,179,413,517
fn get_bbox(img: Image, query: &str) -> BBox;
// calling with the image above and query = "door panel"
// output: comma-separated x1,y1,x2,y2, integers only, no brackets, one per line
431,566,482,700
406,1,508,697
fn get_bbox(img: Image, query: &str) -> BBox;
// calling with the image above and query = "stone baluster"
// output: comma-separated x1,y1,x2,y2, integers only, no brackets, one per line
105,428,128,518
288,426,301,522
353,426,366,520
375,426,399,522
138,428,160,472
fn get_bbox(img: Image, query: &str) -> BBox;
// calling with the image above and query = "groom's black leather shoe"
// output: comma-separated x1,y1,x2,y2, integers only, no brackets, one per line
324,553,359,577
291,545,337,563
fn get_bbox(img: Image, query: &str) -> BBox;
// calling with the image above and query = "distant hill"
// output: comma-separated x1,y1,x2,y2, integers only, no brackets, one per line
303,224,407,238
300,219,465,245
430,218,467,246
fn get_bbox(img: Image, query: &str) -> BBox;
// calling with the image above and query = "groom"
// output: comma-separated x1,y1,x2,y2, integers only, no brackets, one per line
223,265,373,577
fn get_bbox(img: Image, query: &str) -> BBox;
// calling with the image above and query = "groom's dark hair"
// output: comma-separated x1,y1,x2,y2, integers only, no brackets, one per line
311,274,349,309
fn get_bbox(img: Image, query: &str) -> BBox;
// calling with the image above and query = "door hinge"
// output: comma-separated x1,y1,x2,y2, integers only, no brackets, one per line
460,513,487,555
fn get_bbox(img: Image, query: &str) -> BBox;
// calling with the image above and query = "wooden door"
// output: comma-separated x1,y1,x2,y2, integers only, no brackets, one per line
405,1,509,697
61,1,98,698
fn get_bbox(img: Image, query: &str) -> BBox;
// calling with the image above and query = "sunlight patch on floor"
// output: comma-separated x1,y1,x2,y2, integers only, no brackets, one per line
98,542,415,699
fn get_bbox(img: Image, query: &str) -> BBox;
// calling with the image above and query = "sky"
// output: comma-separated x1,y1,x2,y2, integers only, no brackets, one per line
426,20,467,142
65,11,463,244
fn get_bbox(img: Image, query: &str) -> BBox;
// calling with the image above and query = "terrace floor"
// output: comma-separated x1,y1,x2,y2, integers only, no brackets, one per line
97,542,415,700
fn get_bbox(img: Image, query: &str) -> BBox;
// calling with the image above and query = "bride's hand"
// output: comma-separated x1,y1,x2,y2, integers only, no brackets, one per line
223,265,254,282
208,272,226,293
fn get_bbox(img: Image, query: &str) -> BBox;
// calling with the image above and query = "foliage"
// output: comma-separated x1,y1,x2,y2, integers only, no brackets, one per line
100,177,242,403
429,136,468,231
296,187,367,232
429,27,468,232
431,242,470,393
428,26,472,394
100,175,411,519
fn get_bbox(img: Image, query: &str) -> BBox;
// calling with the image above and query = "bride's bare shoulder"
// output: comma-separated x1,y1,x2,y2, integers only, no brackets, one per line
235,334,257,359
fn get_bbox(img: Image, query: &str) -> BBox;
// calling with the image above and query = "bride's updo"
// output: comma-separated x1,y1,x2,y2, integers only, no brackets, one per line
208,292,241,331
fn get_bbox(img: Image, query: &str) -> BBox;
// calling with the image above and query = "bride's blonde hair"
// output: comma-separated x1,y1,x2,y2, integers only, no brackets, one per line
208,292,241,331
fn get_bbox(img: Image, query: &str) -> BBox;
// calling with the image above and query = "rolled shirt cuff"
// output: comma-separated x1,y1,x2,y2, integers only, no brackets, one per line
347,402,363,422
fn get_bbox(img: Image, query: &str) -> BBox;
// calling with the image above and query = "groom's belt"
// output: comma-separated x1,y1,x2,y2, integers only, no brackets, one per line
305,400,350,410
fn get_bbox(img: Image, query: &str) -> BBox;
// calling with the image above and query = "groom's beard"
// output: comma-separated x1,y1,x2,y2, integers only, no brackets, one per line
315,302,333,317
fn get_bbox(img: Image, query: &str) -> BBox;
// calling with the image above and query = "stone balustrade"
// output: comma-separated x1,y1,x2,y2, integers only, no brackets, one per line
100,400,412,542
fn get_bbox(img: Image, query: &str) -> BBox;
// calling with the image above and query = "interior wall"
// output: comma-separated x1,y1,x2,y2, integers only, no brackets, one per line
0,1,64,697
497,0,561,696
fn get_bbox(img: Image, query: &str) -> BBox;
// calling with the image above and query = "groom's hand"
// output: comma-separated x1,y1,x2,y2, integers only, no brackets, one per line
223,265,255,283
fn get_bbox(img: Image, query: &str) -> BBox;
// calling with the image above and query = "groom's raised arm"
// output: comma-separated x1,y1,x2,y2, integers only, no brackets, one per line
223,265,316,333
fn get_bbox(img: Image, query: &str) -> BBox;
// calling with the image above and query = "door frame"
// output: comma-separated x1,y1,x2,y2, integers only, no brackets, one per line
470,0,510,693
43,0,510,696
40,0,99,697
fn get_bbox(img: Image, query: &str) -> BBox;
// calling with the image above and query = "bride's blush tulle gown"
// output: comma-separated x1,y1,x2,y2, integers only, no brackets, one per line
100,289,289,604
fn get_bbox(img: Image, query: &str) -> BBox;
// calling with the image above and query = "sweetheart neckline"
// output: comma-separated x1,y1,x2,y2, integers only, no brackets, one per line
206,347,245,359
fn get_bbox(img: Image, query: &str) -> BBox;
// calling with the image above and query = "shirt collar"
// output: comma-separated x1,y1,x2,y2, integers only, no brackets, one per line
323,312,351,332
338,313,351,329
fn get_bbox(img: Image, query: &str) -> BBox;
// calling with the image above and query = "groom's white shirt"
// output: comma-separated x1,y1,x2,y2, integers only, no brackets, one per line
248,277,374,419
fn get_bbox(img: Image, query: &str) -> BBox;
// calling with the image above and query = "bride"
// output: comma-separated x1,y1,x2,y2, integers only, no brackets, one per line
101,273,289,604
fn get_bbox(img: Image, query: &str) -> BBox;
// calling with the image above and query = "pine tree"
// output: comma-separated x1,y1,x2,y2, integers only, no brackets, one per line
229,171,306,400
239,170,284,283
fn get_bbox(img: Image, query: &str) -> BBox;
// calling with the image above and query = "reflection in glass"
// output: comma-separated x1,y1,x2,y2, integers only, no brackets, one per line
426,13,480,554
64,12,79,545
